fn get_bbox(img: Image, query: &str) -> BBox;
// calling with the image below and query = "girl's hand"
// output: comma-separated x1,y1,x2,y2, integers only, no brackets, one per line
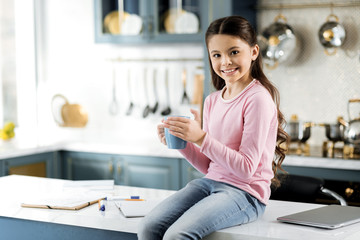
163,109,206,146
157,123,167,145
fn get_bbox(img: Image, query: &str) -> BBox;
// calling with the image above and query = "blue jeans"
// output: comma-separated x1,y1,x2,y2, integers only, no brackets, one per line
137,178,266,240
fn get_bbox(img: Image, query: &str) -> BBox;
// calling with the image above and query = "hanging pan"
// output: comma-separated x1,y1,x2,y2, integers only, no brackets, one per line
258,14,298,69
318,14,346,56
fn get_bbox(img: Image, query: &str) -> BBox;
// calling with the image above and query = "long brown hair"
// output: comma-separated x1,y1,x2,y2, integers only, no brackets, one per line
205,16,290,187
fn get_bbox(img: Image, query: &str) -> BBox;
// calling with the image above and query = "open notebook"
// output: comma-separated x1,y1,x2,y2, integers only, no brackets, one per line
21,194,105,210
277,205,360,229
114,199,162,217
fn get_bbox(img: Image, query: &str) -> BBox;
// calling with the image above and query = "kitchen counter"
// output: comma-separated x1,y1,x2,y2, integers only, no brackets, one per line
1,138,360,172
1,175,360,240
0,138,183,160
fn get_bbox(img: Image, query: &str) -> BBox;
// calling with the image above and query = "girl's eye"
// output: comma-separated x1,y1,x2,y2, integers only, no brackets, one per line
212,53,220,58
231,50,239,55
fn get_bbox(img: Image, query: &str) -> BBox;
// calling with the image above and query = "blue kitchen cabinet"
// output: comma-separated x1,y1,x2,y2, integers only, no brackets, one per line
116,155,181,190
94,0,256,45
62,151,115,181
0,152,60,178
62,151,181,190
180,159,204,188
94,0,208,44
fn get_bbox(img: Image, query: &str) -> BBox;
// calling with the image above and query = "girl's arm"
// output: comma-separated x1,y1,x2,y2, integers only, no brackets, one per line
178,105,211,174
178,143,210,174
159,106,211,174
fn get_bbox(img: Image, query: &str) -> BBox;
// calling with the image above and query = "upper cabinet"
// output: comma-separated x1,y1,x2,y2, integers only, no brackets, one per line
94,0,207,44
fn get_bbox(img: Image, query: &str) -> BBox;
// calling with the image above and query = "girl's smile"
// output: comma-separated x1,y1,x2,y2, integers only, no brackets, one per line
221,67,238,75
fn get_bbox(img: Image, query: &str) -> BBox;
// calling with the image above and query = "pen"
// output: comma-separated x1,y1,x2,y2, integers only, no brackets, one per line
105,196,143,201
98,200,105,211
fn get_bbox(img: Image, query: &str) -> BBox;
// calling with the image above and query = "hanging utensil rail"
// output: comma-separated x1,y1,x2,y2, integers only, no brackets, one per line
107,57,203,63
256,1,360,10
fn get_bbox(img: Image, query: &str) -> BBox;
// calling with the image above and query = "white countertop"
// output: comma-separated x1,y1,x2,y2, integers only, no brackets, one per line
1,175,360,240
0,138,184,159
1,138,360,171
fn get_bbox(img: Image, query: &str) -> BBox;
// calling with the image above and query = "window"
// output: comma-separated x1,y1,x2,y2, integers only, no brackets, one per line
0,0,37,137
0,0,17,125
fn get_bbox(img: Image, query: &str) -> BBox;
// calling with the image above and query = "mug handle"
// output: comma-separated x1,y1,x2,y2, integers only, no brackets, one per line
51,94,69,126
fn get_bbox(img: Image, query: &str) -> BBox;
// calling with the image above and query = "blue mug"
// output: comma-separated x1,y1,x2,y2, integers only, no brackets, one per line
164,116,189,149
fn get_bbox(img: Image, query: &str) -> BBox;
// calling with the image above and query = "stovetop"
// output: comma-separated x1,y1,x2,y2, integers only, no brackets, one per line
287,142,360,160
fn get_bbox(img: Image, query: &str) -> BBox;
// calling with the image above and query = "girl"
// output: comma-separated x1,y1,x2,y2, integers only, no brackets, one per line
137,16,289,240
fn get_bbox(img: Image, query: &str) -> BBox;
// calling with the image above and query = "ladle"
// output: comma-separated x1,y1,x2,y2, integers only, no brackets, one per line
109,64,119,116
126,68,134,115
181,68,190,104
143,68,151,118
161,68,172,116
151,69,159,113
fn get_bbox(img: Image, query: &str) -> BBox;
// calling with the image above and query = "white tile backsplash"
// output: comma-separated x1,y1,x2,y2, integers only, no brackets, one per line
258,0,360,146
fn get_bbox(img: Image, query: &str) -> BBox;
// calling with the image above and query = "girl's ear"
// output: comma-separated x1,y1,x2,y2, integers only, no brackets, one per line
251,44,260,61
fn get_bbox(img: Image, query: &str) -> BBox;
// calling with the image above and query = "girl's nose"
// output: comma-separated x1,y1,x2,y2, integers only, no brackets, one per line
221,56,232,66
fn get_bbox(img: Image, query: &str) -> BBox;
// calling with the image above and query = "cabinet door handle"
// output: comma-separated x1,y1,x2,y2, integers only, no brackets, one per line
67,158,72,179
148,16,153,32
109,161,113,173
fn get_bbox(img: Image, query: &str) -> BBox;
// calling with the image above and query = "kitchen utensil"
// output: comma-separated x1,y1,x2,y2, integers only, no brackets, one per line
151,69,159,113
163,0,199,34
285,114,314,143
104,11,130,34
103,0,142,36
339,99,360,145
104,9,142,35
191,68,204,105
163,8,185,33
109,65,119,116
318,14,346,56
51,94,88,128
174,10,199,34
142,68,151,118
161,68,172,116
126,68,134,116
318,117,345,142
121,13,143,35
258,14,297,69
181,68,190,104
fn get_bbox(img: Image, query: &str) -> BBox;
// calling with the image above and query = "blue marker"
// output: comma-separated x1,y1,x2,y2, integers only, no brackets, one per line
98,200,105,211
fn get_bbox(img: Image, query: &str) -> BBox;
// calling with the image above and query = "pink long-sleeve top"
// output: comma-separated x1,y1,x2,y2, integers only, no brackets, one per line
179,79,278,205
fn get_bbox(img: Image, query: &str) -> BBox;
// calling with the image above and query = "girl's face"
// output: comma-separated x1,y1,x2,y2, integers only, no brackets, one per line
208,34,259,86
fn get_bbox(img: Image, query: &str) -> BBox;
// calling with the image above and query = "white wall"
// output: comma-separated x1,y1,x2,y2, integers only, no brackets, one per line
35,0,203,144
33,0,360,147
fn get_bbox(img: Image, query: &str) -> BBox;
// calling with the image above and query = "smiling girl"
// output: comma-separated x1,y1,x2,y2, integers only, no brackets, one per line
138,16,289,240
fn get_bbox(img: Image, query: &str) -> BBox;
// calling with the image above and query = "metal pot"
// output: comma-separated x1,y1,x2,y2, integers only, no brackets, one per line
285,115,314,143
258,14,297,69
318,14,346,56
318,117,345,142
339,99,360,145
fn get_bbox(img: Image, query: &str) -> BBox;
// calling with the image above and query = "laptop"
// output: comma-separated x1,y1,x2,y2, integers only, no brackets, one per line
277,205,360,229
